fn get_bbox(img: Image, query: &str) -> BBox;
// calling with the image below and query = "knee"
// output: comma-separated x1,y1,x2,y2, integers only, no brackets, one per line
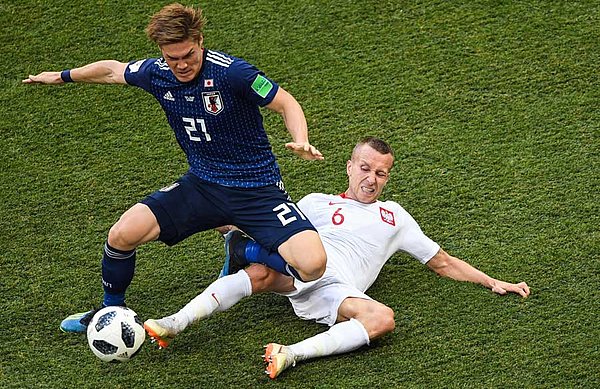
107,221,136,250
300,264,325,282
368,306,395,338
281,231,327,281
107,204,159,250
379,306,395,335
300,250,327,281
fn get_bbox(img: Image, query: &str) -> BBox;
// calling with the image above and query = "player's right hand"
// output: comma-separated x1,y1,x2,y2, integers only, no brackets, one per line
22,72,63,84
491,280,530,298
285,142,324,161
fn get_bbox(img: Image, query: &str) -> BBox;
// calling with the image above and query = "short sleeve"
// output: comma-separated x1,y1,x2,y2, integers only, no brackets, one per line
227,59,279,106
124,58,156,91
397,209,440,264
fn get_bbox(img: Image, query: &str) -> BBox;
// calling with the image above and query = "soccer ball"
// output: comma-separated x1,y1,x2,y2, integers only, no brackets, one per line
86,306,145,362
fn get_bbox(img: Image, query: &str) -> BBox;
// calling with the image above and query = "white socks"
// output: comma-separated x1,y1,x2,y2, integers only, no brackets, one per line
160,271,372,366
165,270,252,332
288,318,370,362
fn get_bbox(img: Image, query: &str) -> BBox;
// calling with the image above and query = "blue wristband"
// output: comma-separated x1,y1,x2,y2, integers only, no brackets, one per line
60,69,74,83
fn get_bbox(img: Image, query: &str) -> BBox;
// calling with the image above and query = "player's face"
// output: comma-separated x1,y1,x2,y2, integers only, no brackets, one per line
160,38,203,83
345,144,393,204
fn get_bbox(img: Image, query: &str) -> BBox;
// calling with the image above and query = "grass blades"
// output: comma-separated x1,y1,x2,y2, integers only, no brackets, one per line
1,1,598,387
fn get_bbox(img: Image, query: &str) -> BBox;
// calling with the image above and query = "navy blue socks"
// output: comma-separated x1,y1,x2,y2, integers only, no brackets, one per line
101,242,136,306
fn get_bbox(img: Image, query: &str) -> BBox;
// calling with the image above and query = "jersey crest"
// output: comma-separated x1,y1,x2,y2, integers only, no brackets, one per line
202,91,224,115
379,207,395,226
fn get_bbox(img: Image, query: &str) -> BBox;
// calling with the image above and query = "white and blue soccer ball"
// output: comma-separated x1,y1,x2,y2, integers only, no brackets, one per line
87,306,145,362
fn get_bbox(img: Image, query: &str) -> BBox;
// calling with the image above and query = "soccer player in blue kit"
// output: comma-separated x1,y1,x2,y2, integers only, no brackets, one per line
23,3,327,333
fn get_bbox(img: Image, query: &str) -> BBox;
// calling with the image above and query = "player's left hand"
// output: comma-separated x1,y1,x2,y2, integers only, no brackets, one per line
285,142,324,160
491,280,530,298
22,72,63,84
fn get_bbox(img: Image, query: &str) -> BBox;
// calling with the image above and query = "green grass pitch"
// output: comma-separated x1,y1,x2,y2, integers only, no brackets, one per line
1,0,598,387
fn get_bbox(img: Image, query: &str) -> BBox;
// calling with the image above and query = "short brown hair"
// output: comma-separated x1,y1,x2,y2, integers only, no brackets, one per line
145,3,206,46
352,136,395,158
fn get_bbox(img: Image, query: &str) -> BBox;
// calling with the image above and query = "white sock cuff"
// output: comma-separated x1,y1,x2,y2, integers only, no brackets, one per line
289,317,371,361
349,318,371,346
208,270,252,312
233,269,252,296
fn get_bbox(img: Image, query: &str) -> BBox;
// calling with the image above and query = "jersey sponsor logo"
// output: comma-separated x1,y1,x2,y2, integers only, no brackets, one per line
204,79,214,87
202,91,224,115
163,91,175,101
128,60,145,73
251,75,273,98
380,207,395,226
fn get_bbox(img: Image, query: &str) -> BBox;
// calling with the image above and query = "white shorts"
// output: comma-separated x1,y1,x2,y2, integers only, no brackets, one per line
280,273,372,326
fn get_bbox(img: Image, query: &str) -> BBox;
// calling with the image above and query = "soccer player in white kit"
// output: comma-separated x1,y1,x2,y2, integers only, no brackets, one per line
144,137,530,378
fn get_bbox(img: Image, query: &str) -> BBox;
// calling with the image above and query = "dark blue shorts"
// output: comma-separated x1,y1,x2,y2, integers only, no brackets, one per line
140,172,316,251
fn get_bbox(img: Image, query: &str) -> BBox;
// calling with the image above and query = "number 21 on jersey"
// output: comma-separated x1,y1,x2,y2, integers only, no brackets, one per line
273,203,307,226
183,117,212,142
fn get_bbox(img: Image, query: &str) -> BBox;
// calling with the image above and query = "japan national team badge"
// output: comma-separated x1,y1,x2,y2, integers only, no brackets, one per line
379,207,395,226
202,91,223,115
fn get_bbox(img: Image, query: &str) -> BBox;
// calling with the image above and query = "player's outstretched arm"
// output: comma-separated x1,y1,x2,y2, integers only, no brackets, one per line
266,87,323,161
23,60,128,85
426,249,530,297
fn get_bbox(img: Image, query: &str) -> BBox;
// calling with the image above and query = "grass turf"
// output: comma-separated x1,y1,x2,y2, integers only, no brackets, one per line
1,0,598,387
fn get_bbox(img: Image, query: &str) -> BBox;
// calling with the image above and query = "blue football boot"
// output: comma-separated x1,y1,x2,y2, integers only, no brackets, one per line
219,230,251,277
59,308,100,333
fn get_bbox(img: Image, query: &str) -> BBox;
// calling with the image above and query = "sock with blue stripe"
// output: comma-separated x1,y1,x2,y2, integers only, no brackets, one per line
242,240,305,281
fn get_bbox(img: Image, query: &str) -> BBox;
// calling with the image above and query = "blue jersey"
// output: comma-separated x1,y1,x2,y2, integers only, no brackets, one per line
124,49,282,188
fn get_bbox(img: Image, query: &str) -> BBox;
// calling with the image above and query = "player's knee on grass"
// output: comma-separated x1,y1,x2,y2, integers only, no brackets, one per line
245,264,275,293
355,303,395,340
374,305,395,337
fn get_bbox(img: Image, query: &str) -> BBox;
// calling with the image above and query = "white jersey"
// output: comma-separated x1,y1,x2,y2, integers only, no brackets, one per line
297,193,440,293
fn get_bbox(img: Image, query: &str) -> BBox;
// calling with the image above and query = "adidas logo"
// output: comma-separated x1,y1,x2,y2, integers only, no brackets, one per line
163,91,175,101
